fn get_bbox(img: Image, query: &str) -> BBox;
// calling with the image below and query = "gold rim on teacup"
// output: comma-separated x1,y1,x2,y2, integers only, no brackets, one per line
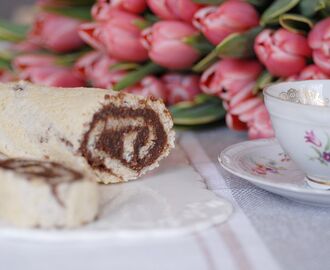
263,80,330,108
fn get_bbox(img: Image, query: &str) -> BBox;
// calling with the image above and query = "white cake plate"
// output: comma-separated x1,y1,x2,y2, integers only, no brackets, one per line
0,148,232,242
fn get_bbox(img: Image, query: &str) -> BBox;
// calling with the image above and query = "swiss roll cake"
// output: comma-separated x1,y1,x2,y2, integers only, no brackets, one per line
0,158,99,228
0,81,175,183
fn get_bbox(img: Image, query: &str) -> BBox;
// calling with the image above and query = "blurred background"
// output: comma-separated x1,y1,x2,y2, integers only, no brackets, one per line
1,0,34,19
1,0,326,139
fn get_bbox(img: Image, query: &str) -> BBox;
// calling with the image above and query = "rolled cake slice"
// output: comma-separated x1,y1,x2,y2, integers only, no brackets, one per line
0,158,99,228
0,81,175,183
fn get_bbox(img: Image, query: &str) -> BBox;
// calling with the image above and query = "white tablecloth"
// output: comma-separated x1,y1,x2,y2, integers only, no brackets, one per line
1,127,328,270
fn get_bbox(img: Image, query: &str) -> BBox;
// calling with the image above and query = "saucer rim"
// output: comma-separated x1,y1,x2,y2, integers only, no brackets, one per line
219,138,330,196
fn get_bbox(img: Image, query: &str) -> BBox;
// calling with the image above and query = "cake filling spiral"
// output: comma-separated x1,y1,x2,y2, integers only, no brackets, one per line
80,104,167,176
0,159,83,206
0,159,82,183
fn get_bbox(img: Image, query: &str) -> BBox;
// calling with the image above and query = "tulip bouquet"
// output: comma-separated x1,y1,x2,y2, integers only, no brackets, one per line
0,0,329,139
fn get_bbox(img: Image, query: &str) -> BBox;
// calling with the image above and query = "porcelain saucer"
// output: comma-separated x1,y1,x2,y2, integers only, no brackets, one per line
219,138,330,206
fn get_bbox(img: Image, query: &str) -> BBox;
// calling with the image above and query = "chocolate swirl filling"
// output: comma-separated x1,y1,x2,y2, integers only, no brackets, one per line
0,159,83,206
0,159,82,183
80,104,167,174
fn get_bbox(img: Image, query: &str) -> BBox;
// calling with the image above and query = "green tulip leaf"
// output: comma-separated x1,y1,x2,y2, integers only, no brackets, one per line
252,70,274,95
261,0,300,25
193,0,270,6
109,62,141,72
113,62,164,91
246,0,272,7
184,34,214,55
54,48,91,67
0,20,28,42
193,27,262,72
41,6,92,20
0,49,16,62
0,58,11,70
299,0,330,17
43,0,95,6
170,95,225,126
193,0,271,7
279,14,314,34
215,26,263,58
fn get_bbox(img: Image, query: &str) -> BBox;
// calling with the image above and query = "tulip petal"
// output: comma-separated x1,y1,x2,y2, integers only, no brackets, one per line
230,97,263,115
226,113,247,131
79,22,105,51
313,50,330,75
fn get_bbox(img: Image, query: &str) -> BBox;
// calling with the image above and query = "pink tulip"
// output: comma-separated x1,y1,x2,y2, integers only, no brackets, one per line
75,52,168,100
225,82,261,130
254,29,311,77
308,18,330,75
92,0,146,18
247,104,274,139
13,54,84,87
299,65,329,80
147,0,200,23
79,10,148,62
29,13,84,53
200,59,262,100
124,76,168,102
11,40,40,53
193,0,259,45
225,113,248,131
201,59,265,134
162,73,201,104
230,93,262,120
141,21,199,69
74,51,102,79
288,65,329,81
75,51,126,89
226,94,274,138
12,54,56,72
19,66,85,87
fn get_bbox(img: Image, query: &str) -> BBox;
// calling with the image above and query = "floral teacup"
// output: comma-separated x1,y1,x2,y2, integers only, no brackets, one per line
264,80,330,189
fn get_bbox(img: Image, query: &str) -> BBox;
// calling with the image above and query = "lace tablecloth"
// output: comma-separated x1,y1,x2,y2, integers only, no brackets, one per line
1,127,329,270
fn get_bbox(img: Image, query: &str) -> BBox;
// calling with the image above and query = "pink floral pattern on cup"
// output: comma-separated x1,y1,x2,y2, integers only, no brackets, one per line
305,130,330,165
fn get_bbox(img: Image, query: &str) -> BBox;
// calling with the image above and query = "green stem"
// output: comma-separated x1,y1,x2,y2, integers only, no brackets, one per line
55,49,90,67
192,49,218,73
109,62,141,72
113,62,164,91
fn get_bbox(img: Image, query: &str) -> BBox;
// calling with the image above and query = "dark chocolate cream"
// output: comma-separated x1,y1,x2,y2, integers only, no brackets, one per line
80,104,168,173
0,159,82,184
0,159,83,207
